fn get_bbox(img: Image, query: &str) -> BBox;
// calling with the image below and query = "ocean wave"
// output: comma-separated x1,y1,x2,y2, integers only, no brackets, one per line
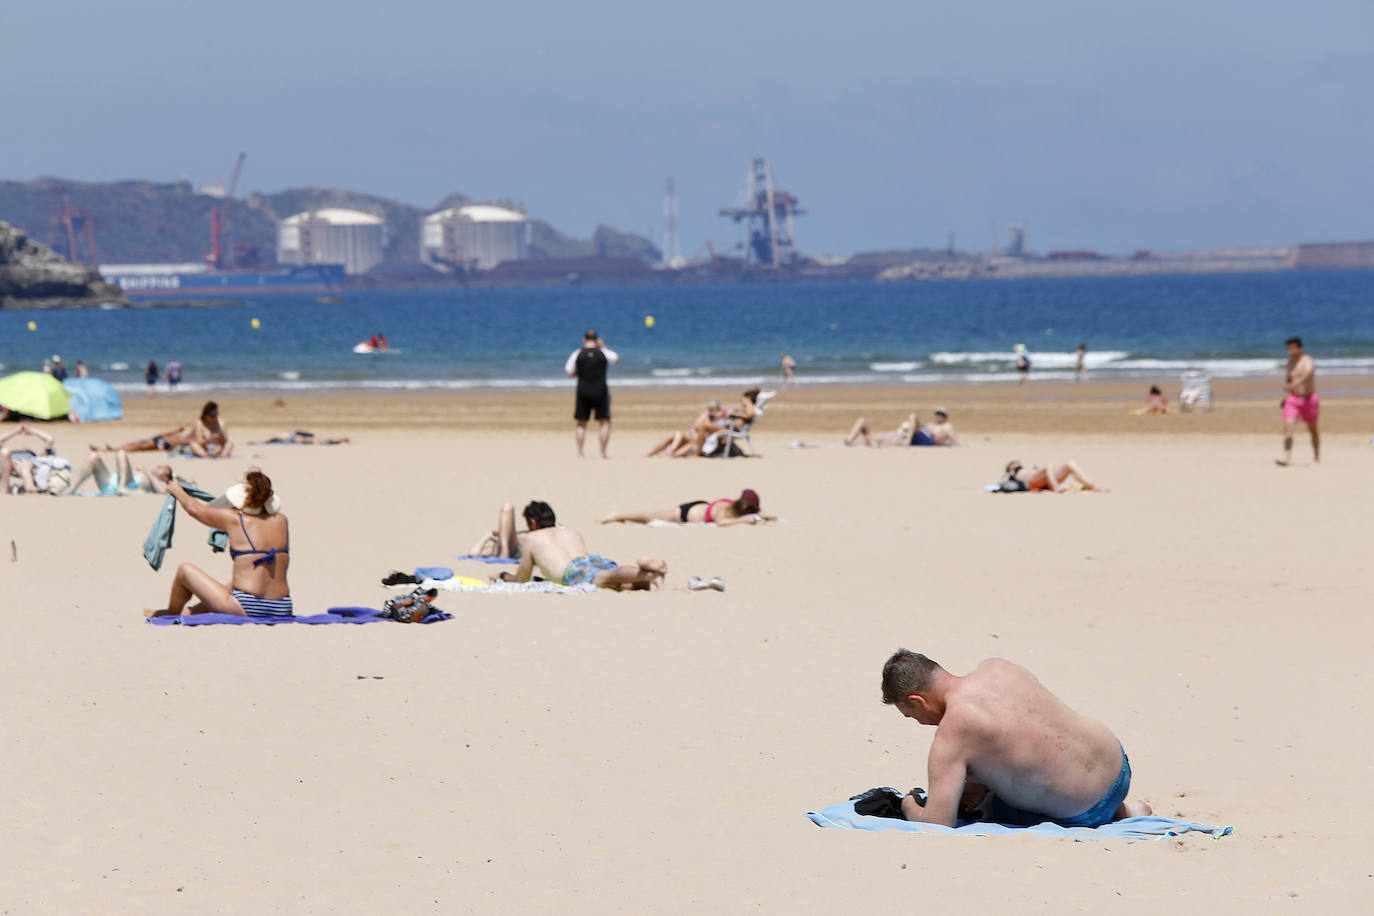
870,361,920,372
650,367,713,377
928,350,1130,368
98,354,1374,395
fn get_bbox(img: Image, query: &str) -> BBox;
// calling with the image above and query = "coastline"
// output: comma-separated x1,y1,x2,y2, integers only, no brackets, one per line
108,375,1374,437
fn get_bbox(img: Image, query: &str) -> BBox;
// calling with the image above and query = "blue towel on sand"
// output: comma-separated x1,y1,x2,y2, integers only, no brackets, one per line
146,606,451,626
806,796,1232,841
414,566,453,580
457,555,519,565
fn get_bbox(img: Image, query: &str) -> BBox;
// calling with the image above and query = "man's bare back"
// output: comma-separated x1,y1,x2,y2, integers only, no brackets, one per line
519,525,589,583
504,501,667,590
883,652,1150,827
933,660,1123,817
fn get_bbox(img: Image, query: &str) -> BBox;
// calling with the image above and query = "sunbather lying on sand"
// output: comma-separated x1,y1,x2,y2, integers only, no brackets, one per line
249,430,351,445
998,459,1104,492
599,488,775,526
844,412,943,447
107,425,195,453
60,449,173,495
467,502,524,559
1,425,71,495
497,501,665,589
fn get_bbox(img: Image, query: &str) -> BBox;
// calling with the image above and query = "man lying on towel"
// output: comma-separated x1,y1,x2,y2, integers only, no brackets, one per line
496,501,666,590
881,650,1152,827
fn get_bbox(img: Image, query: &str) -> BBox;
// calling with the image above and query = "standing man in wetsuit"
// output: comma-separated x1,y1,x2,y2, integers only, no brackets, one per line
566,329,619,458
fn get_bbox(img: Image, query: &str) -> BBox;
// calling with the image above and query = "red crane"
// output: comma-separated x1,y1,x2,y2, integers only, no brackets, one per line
205,152,246,269
49,189,98,267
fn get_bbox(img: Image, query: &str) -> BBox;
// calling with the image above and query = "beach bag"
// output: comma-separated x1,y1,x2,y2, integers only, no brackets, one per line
381,588,439,623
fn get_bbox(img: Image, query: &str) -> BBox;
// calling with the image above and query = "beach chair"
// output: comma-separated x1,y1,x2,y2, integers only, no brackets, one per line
701,391,776,458
1179,371,1213,413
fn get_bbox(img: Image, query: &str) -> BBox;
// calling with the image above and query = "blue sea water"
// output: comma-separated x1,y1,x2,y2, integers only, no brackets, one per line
2,271,1371,393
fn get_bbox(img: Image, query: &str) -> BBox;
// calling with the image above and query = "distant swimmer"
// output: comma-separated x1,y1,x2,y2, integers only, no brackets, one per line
1014,344,1031,385
1276,336,1319,467
781,352,798,388
1075,343,1086,382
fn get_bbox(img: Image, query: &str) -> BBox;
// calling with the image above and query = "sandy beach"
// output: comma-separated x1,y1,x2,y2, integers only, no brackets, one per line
4,378,1372,911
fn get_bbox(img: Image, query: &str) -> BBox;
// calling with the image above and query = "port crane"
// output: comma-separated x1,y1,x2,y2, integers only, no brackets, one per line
718,157,803,268
205,152,246,269
48,187,98,267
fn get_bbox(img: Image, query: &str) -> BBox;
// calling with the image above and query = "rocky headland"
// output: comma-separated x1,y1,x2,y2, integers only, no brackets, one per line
0,222,128,309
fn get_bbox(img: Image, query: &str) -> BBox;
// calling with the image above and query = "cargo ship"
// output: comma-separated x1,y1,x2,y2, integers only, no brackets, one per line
99,263,345,299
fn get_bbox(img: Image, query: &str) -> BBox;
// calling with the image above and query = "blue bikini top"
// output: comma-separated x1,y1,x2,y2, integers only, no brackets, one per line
229,512,289,567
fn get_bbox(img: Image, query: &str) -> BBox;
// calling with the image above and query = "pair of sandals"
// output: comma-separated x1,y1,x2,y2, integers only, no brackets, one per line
686,576,725,592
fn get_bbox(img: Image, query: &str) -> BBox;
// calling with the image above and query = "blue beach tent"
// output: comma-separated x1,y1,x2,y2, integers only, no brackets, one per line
62,377,123,422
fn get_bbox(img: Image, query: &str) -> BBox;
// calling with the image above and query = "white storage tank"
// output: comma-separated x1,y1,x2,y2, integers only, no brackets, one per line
420,204,529,271
278,208,387,275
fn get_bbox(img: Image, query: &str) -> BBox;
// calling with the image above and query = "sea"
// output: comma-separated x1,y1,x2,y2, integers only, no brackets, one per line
2,271,1372,395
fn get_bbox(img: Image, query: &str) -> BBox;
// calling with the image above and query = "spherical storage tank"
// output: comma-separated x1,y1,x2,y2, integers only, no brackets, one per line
277,208,388,275
420,204,529,271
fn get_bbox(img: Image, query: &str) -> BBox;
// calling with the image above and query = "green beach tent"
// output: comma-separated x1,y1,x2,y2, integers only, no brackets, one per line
0,371,72,420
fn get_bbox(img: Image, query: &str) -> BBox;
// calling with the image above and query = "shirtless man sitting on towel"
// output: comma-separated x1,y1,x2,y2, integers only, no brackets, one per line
496,501,666,590
881,650,1152,827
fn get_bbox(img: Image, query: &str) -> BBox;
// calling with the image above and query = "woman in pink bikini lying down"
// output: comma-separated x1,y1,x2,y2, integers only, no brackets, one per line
599,488,776,526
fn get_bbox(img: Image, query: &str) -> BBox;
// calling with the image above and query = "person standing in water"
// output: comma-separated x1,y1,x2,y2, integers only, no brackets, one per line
1014,344,1031,385
781,352,798,388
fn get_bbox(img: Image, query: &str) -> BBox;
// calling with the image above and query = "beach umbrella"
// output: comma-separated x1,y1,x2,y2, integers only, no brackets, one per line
62,377,123,422
0,371,71,420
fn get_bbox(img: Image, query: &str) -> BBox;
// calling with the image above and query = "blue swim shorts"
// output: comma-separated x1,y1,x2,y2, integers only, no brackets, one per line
989,746,1131,828
561,554,618,586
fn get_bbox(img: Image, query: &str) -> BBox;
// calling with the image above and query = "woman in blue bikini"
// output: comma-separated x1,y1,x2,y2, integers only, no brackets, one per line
145,468,293,619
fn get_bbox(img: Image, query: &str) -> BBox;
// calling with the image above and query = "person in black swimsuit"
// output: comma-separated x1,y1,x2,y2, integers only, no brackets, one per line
565,329,619,458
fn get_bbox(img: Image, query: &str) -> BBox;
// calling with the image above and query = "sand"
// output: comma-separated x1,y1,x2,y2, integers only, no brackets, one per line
3,379,1371,911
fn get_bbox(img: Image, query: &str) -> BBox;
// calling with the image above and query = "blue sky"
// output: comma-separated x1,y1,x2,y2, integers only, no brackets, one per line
5,0,1371,256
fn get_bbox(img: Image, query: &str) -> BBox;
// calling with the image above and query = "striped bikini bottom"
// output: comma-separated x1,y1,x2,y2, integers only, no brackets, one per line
231,588,294,618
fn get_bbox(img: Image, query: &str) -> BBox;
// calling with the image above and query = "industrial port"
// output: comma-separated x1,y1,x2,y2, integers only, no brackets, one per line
3,151,1373,306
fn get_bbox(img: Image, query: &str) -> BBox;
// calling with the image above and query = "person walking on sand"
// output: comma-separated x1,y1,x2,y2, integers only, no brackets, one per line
781,352,798,388
880,650,1151,828
166,358,182,391
1014,344,1031,385
495,501,665,590
566,329,618,458
1277,336,1319,467
1075,344,1086,382
145,359,159,393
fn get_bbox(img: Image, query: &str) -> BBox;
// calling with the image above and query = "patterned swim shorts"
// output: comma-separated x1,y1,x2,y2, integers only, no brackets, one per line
561,554,618,586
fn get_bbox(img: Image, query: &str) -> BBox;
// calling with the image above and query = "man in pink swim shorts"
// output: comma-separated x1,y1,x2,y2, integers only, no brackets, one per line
1277,336,1319,467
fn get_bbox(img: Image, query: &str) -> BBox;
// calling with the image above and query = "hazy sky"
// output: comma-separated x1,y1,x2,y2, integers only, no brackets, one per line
6,1,1372,255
